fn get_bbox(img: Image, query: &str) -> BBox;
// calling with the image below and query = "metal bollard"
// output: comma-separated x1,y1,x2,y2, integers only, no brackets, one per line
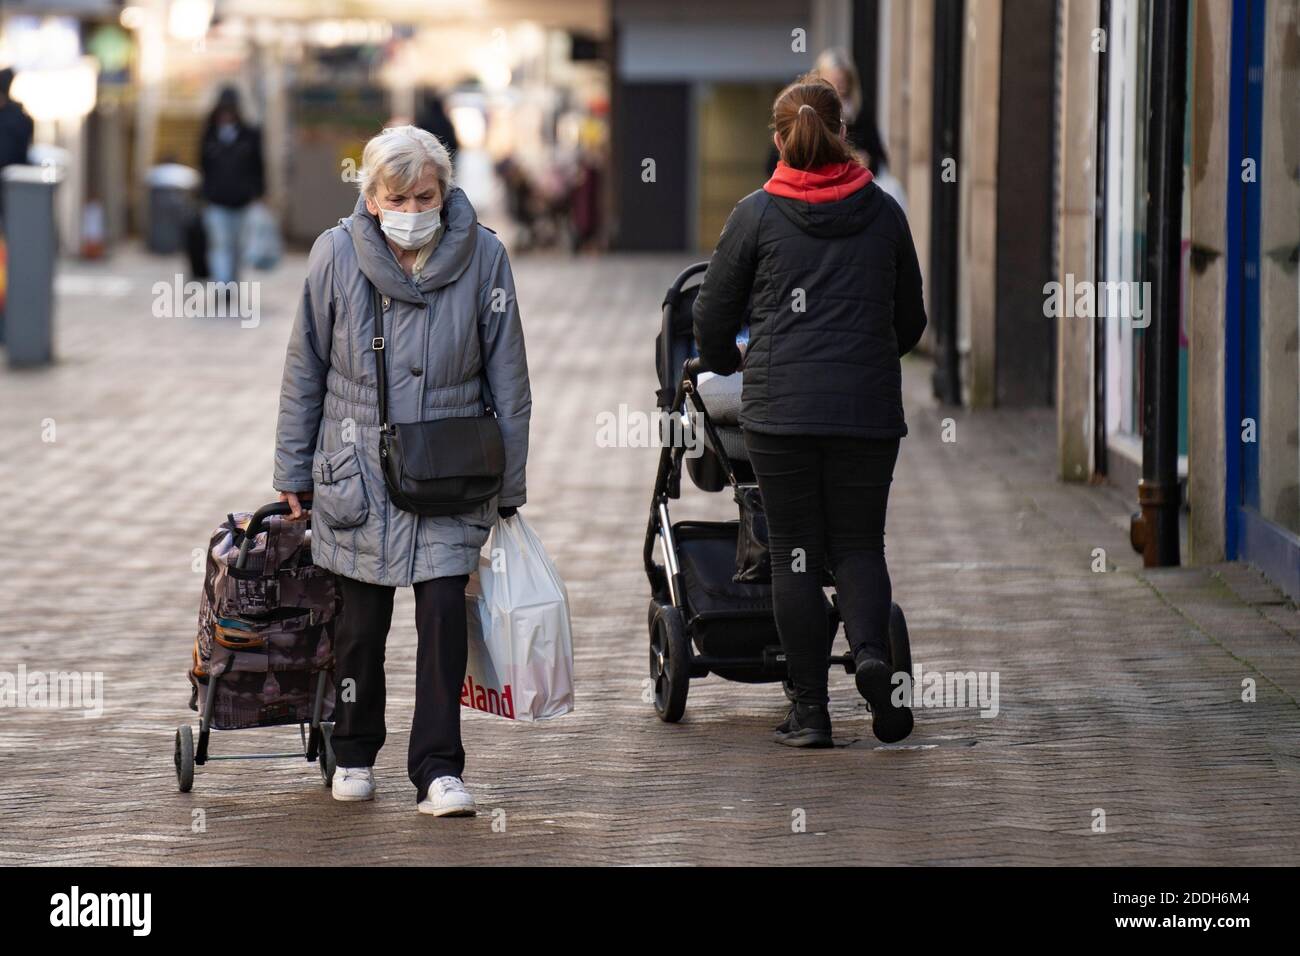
2,163,63,367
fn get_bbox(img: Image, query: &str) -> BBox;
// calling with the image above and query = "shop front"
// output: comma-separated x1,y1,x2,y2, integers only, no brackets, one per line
1223,0,1300,599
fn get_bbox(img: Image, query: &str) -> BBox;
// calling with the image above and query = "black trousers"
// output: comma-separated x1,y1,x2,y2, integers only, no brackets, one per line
330,574,469,800
744,430,901,708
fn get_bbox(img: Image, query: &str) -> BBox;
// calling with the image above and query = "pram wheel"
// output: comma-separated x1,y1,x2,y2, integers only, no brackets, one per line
319,722,336,787
648,602,689,723
889,603,912,679
175,725,195,793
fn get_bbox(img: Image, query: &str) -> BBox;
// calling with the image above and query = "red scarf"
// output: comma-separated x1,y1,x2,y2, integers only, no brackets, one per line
763,160,873,203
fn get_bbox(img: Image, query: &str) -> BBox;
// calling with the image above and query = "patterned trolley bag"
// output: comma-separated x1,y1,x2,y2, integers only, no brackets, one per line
190,505,338,730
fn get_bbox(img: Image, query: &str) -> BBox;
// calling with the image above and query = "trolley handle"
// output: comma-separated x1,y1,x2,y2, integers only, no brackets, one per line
235,501,297,570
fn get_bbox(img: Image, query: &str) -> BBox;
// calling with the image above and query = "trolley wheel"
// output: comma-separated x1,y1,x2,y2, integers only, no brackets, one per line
319,722,336,787
889,602,913,680
175,725,195,793
649,602,689,723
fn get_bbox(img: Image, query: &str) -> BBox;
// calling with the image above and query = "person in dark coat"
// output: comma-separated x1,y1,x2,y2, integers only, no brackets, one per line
0,68,34,220
415,90,459,164
198,86,265,283
693,74,926,748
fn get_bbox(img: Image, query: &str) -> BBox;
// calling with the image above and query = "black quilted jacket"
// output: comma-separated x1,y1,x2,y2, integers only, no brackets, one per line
692,180,926,438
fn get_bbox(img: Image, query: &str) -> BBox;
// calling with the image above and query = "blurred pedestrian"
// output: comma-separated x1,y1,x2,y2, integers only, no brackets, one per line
763,50,907,211
273,125,531,817
415,90,459,164
0,68,34,220
198,87,264,283
693,75,926,747
811,48,907,212
496,156,539,249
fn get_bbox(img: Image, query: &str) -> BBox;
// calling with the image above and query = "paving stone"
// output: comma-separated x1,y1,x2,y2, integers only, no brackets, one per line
0,247,1296,865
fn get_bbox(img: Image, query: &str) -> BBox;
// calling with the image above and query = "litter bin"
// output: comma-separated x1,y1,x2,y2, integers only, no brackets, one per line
146,163,201,255
2,163,63,368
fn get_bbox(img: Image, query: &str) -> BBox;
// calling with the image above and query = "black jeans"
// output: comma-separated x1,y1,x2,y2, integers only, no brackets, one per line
330,574,470,800
743,430,900,708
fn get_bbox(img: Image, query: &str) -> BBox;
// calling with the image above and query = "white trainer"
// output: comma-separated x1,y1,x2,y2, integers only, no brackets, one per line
418,775,477,817
331,766,376,802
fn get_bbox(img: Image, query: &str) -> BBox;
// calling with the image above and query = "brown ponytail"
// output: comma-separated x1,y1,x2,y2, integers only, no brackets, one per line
771,73,858,170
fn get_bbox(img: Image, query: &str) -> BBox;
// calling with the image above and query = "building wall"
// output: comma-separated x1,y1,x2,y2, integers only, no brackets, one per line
885,0,935,335
694,82,782,250
957,0,1001,408
610,0,841,251
1055,0,1101,482
1255,0,1300,539
611,81,692,250
1186,0,1231,562
994,0,1058,407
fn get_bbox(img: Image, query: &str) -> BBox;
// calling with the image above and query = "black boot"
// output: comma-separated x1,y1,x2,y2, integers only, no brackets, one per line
854,649,914,743
773,701,833,748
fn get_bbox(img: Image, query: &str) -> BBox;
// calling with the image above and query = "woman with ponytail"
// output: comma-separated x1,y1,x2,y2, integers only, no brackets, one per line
692,74,927,748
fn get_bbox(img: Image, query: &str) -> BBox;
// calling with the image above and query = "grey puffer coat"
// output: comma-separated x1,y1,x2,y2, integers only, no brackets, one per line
273,188,530,587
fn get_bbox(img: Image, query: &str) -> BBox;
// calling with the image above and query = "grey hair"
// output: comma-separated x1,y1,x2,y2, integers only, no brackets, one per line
358,124,452,199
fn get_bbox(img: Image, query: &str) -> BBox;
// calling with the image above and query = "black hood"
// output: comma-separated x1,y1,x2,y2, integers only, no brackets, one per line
767,181,886,239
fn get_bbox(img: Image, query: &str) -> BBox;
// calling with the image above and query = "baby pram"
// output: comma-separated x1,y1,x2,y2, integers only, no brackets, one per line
177,502,338,791
644,262,912,722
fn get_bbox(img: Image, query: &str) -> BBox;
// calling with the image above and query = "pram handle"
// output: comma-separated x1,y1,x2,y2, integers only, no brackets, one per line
235,501,297,570
662,261,709,308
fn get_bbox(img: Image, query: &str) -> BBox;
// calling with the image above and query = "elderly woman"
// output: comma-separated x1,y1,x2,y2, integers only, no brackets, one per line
273,126,530,816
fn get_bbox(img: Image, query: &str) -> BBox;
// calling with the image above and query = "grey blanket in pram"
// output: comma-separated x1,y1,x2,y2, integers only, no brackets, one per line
696,371,747,463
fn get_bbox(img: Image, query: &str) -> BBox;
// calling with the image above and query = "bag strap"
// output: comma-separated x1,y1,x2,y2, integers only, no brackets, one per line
371,283,391,430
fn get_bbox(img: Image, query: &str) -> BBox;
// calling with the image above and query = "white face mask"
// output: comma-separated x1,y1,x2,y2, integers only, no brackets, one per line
378,206,442,250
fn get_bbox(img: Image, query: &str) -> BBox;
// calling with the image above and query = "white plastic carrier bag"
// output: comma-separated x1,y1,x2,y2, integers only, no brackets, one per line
462,514,574,721
243,201,282,270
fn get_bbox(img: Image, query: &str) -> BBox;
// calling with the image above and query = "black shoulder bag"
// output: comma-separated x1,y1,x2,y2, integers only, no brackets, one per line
372,285,506,516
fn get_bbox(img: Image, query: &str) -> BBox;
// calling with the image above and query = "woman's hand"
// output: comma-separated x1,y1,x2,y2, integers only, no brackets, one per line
279,490,311,519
